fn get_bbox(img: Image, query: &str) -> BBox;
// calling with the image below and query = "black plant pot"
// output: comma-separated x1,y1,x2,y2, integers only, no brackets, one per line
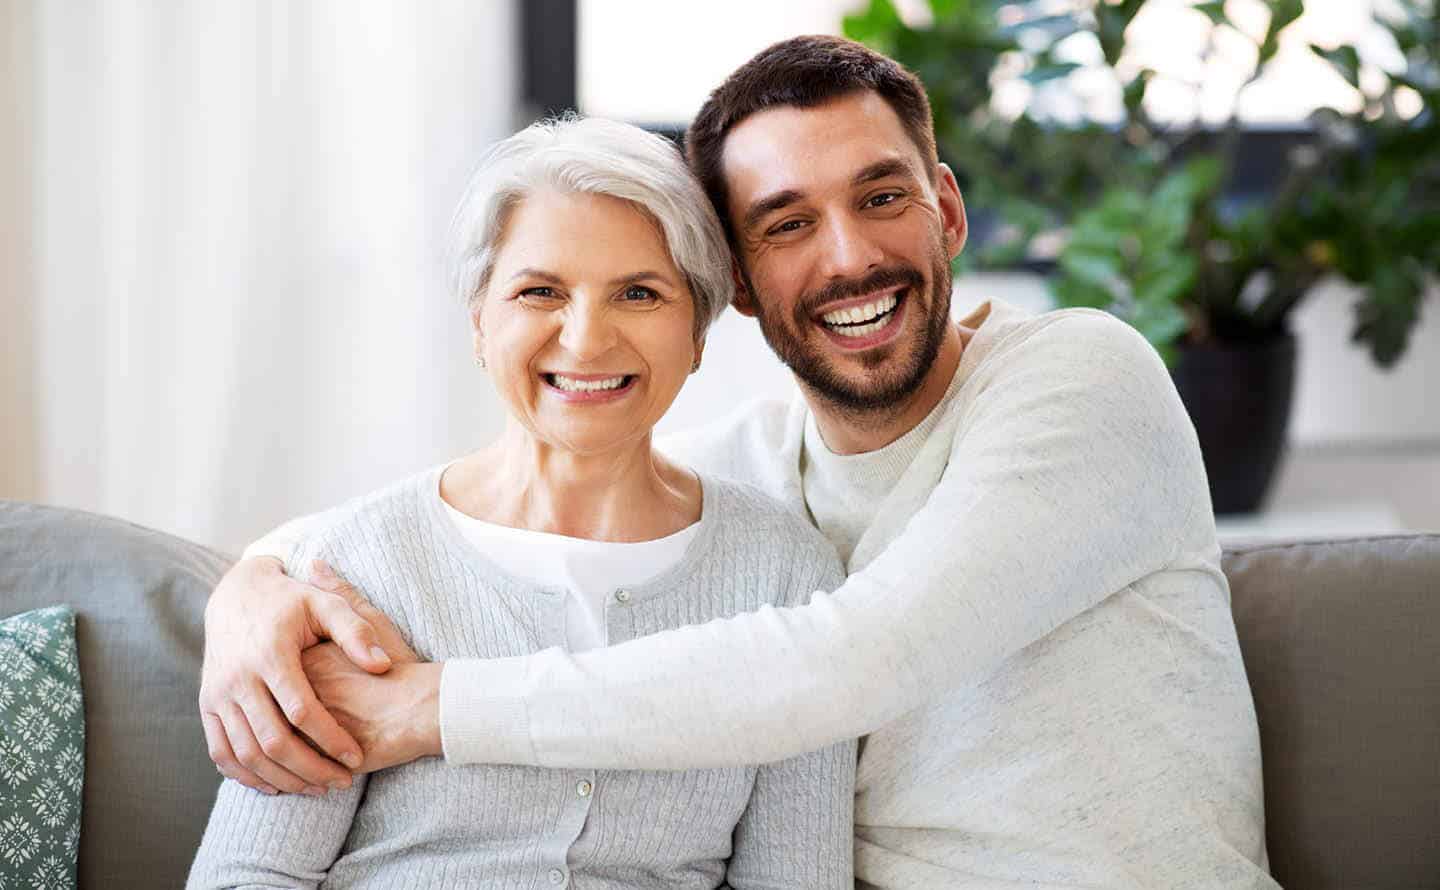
1169,332,1297,515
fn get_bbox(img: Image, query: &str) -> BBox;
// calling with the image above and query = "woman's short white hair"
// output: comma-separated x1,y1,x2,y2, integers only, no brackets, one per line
451,115,733,339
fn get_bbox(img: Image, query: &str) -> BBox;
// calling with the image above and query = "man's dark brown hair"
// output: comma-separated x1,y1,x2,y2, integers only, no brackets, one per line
684,34,938,244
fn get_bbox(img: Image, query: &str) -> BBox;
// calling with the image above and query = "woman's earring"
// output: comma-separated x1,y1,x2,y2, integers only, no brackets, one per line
475,355,487,370
691,358,701,372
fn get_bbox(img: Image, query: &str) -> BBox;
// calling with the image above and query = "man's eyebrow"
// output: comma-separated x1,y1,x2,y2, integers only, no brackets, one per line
741,189,804,233
853,158,917,185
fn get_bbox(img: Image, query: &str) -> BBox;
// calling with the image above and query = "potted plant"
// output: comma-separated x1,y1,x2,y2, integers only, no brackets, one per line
846,0,1438,512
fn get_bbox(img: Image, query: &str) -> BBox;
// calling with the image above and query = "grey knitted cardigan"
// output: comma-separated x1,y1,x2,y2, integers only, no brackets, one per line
187,467,856,889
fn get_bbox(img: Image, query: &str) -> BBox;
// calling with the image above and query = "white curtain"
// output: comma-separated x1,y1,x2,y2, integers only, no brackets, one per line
2,0,518,553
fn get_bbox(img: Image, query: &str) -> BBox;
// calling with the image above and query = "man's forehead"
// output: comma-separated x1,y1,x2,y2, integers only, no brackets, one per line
720,91,923,204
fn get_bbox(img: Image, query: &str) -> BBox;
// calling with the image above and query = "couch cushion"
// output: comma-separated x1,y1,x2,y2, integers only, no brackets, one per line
0,501,231,889
1223,534,1440,890
0,606,85,887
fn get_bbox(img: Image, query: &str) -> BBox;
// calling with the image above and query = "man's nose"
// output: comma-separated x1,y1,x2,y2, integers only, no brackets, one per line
818,213,884,281
558,299,619,361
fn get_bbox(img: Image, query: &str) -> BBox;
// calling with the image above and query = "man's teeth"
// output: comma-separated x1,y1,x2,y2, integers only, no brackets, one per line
821,292,899,331
549,374,628,393
831,316,891,338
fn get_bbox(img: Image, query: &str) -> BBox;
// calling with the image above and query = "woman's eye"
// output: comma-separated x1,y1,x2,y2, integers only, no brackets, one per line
622,285,659,302
519,286,557,299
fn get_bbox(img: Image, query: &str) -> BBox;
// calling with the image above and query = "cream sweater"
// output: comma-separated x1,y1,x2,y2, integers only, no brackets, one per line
251,301,1276,888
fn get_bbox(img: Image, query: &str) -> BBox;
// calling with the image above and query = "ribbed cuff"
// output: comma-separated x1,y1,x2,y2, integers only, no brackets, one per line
439,657,536,765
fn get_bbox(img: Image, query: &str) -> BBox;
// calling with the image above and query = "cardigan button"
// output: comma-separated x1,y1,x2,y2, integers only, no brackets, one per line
548,867,566,884
614,589,631,604
576,779,593,797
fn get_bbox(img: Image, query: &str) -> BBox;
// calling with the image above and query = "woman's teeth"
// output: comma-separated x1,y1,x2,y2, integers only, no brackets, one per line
547,374,629,393
821,292,900,337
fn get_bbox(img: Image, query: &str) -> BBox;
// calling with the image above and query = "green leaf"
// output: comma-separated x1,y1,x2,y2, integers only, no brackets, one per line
1051,275,1117,311
1194,1,1228,27
1023,61,1082,85
1310,44,1361,88
1258,0,1303,67
1351,260,1425,367
1135,253,1199,306
1123,68,1155,119
1060,248,1125,290
1130,297,1191,348
843,0,905,46
927,0,966,20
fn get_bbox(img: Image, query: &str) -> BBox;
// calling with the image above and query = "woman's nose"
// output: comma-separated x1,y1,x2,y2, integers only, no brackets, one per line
557,301,619,361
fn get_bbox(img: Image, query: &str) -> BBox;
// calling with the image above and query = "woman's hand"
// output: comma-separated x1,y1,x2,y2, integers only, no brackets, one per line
301,644,444,774
198,557,406,794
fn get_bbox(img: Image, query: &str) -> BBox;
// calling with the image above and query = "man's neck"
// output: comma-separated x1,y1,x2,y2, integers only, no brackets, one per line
806,323,966,456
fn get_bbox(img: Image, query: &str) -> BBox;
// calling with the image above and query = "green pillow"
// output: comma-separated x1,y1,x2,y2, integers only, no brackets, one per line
0,606,84,888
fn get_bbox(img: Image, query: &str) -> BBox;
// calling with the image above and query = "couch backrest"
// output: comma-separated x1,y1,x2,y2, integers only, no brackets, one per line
1223,534,1440,890
0,501,230,889
3,501,1437,888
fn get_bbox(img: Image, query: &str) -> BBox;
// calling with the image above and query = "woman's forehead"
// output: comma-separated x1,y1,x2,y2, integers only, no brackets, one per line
494,190,681,280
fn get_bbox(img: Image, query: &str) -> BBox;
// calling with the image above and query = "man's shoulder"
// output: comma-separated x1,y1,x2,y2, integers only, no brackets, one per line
966,305,1170,402
983,305,1155,367
658,396,797,486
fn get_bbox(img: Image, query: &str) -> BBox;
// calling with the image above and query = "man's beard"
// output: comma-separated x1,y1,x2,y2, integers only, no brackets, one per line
741,243,953,415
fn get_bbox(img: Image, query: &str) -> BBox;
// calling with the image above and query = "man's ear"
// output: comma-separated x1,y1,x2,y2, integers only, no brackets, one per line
936,163,968,260
730,259,759,318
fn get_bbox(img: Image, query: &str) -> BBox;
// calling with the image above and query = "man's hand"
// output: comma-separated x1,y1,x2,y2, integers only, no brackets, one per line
199,556,410,794
301,644,443,774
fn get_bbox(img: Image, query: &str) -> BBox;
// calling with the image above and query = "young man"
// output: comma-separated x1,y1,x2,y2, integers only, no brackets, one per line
201,37,1276,888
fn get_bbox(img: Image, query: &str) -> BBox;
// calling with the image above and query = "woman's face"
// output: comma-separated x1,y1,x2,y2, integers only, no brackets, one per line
475,189,702,457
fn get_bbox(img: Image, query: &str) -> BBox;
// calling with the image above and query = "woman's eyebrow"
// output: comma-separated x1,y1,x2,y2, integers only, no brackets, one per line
607,270,675,288
511,267,565,284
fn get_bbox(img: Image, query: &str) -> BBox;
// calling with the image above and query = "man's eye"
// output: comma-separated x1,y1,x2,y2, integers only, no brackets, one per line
768,219,808,236
866,192,902,208
622,285,659,302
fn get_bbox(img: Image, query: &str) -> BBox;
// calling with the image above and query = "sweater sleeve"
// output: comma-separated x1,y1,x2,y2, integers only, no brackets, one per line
240,509,338,563
727,531,855,889
440,313,1206,768
185,776,365,889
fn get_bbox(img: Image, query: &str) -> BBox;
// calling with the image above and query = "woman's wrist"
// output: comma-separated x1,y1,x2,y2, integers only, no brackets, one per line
395,662,445,761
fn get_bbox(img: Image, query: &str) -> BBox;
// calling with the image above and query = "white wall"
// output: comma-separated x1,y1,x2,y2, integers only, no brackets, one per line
8,1,519,553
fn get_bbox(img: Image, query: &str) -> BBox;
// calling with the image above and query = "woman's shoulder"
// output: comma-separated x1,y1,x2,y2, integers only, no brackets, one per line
697,474,845,603
285,466,444,573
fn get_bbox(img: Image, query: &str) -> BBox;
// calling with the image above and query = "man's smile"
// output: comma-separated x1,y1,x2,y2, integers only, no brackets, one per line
814,287,909,348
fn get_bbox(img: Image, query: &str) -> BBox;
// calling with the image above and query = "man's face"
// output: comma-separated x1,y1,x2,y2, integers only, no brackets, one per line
720,90,967,413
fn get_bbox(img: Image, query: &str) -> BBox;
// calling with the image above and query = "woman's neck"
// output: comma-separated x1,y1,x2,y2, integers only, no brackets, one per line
441,424,701,542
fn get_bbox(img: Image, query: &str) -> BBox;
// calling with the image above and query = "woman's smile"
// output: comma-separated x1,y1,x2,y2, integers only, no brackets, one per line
541,371,639,403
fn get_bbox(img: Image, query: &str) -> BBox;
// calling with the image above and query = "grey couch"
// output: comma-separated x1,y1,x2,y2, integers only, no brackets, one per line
0,500,1436,888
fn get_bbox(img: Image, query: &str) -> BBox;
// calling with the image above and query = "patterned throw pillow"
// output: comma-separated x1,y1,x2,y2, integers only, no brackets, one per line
0,606,85,889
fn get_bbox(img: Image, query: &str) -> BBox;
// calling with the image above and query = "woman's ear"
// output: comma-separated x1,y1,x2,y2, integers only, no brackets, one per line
470,301,486,362
691,335,707,374
730,260,759,318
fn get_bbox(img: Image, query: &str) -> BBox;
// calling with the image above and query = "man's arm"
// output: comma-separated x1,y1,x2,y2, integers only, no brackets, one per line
439,314,1208,768
201,507,401,793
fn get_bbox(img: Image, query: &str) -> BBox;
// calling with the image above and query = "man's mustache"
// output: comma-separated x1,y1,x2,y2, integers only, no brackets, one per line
795,265,925,323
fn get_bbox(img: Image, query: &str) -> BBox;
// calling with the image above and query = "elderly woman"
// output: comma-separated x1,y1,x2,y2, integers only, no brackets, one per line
186,117,854,889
